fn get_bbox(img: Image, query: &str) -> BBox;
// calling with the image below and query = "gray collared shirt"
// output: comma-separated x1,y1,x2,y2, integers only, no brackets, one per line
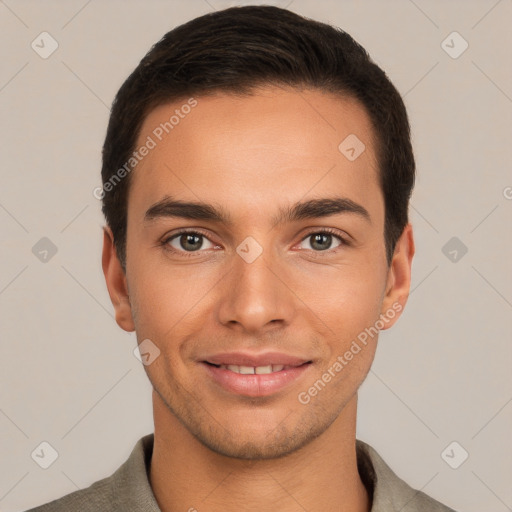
26,433,457,511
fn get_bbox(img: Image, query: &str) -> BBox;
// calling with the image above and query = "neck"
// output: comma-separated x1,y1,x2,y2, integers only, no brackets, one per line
149,391,370,512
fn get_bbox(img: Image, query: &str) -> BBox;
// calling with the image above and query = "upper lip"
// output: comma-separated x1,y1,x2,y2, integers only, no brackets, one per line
203,351,311,367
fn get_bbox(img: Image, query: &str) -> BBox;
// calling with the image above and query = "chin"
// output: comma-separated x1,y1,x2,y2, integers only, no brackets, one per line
192,408,333,461
199,429,310,460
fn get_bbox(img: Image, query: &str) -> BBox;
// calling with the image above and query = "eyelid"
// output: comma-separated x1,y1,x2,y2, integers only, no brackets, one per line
296,227,351,251
161,228,219,256
160,226,350,257
162,227,213,241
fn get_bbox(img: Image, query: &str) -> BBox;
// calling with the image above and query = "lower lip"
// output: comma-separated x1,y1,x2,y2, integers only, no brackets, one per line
201,362,311,397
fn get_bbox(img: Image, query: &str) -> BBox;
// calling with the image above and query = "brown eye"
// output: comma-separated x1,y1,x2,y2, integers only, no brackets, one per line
298,230,347,252
164,231,216,253
178,233,203,251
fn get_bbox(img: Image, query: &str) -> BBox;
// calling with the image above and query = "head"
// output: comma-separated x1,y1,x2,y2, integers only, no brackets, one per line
101,6,415,460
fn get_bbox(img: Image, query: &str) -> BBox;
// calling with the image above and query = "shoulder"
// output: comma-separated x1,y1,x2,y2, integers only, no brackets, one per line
356,440,459,512
25,434,160,512
25,475,115,512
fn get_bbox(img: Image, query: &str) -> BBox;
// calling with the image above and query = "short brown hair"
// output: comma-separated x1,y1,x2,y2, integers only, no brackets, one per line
101,5,415,270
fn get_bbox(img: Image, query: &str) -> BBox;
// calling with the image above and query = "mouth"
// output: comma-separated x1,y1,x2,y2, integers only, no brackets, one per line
200,352,313,397
204,362,301,374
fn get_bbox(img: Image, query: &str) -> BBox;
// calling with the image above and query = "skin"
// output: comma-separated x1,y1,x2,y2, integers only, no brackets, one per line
102,85,414,512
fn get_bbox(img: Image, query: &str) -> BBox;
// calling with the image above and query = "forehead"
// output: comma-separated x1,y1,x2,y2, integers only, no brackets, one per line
128,86,380,219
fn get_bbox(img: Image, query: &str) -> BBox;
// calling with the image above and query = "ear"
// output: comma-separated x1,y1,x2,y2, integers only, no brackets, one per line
380,223,415,330
101,226,135,332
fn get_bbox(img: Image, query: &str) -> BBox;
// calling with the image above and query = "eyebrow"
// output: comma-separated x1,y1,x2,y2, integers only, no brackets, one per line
143,195,371,225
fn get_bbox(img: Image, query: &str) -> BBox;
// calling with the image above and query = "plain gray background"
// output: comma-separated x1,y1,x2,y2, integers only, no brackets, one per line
1,1,511,511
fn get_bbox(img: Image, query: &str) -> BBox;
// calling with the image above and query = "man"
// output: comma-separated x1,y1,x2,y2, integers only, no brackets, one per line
28,5,458,512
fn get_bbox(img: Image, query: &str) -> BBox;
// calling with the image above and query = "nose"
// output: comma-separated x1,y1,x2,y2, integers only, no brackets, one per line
216,247,295,334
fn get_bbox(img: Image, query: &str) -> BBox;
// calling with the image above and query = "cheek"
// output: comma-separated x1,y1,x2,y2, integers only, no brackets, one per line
127,258,218,343
291,265,385,389
292,259,386,336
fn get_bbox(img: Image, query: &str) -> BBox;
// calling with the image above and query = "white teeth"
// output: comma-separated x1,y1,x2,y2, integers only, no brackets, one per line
255,365,273,374
219,364,286,374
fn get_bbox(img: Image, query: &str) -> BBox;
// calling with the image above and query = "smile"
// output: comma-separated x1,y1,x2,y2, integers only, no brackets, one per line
213,364,288,374
201,356,312,397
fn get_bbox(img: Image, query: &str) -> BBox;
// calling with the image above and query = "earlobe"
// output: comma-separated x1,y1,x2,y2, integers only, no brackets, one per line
380,223,415,330
101,226,135,332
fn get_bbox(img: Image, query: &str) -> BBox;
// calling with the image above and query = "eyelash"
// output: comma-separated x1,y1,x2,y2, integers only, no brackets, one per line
160,227,350,258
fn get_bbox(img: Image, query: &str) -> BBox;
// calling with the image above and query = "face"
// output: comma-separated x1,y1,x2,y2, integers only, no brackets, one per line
103,85,413,460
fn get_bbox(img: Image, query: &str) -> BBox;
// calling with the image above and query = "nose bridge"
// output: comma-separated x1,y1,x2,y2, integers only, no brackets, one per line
216,238,293,332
